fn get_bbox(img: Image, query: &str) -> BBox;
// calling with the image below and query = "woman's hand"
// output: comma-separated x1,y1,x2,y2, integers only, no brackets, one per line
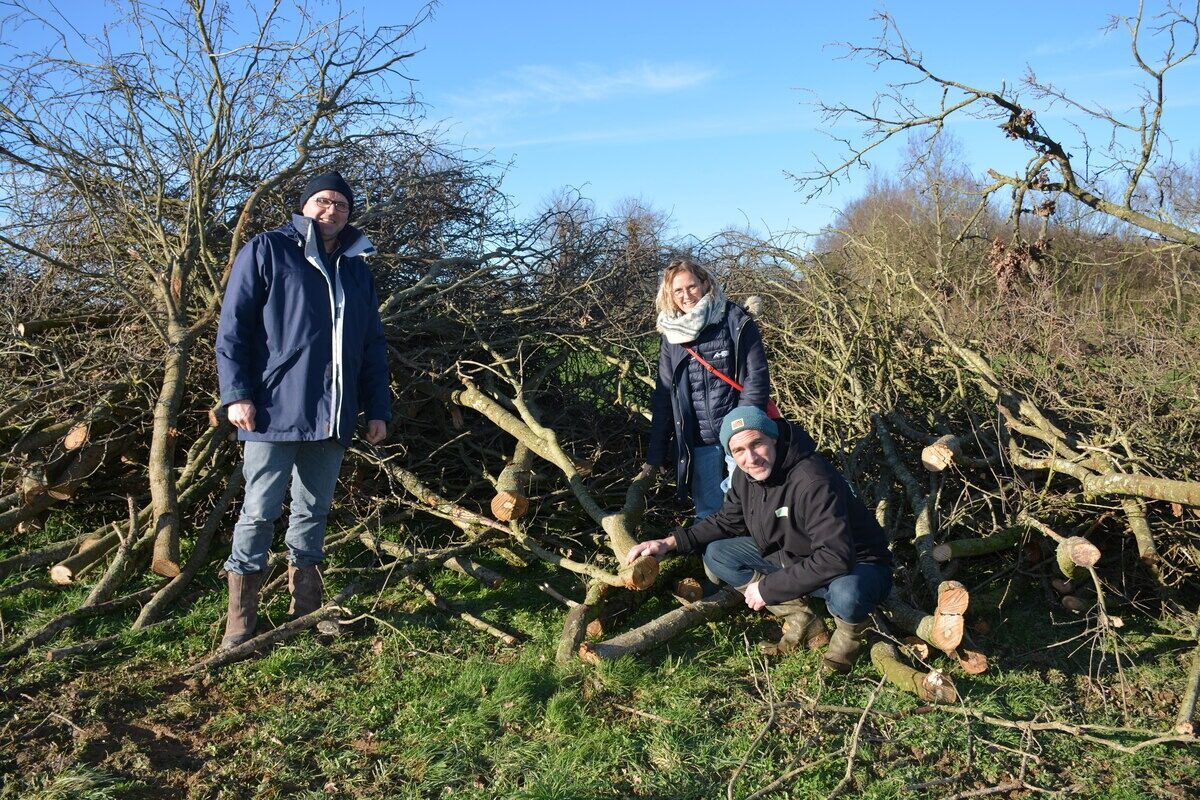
637,463,665,480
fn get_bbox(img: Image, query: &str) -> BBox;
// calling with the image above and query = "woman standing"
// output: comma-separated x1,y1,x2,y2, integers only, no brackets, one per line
640,258,771,520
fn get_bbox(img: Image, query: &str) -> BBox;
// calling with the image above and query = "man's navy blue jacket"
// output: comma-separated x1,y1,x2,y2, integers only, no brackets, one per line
646,302,769,497
216,214,391,447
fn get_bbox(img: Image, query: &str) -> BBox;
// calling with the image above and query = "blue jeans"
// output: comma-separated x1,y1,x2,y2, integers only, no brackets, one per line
702,536,892,623
691,443,727,521
224,439,346,575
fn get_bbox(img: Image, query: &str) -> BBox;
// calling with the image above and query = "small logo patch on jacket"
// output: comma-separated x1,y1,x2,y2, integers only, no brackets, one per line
775,507,789,518
714,350,729,358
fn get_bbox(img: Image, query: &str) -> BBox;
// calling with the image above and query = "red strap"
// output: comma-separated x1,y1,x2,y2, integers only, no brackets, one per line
684,346,783,420
683,346,743,391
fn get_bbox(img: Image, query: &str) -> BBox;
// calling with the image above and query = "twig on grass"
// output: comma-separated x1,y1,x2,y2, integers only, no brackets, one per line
943,780,1081,799
779,698,1195,754
825,678,883,800
405,574,521,646
610,703,673,724
728,637,780,800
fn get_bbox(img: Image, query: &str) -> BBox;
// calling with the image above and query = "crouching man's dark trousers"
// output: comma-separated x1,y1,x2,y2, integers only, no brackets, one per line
702,536,891,623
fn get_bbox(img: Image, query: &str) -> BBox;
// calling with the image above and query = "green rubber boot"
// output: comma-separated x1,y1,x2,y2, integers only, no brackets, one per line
822,616,870,673
760,599,831,656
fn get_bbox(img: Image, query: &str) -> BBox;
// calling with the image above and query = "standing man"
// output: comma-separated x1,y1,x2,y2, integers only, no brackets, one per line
215,171,391,650
626,407,892,672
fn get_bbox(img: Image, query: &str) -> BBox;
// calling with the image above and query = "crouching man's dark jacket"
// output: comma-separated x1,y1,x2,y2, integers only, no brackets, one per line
672,421,891,605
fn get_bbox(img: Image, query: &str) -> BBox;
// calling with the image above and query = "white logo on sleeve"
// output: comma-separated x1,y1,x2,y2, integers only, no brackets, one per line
775,506,789,518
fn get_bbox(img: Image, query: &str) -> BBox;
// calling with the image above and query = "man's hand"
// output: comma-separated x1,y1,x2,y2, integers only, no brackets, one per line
227,400,256,432
624,536,676,565
365,419,387,444
743,580,767,611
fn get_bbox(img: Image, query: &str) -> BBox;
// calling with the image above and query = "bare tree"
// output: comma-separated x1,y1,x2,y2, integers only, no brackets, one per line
0,0,430,575
795,3,1200,250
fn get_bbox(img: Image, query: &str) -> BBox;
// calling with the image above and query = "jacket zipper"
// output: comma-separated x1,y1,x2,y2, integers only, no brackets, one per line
303,225,347,440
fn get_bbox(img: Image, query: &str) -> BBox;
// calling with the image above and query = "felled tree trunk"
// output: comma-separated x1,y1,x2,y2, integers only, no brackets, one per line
1175,607,1200,735
16,313,116,338
557,581,607,665
149,325,196,579
49,529,123,585
134,466,244,629
879,583,970,654
874,414,956,600
45,435,130,500
921,435,962,472
61,381,135,451
442,556,504,588
578,589,742,663
0,530,104,580
452,380,658,590
933,526,1024,562
0,493,55,533
870,641,958,703
1017,514,1102,580
490,442,533,522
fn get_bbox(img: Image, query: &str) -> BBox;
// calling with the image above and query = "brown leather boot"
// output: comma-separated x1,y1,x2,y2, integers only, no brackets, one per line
822,616,871,673
287,564,323,618
760,599,831,656
220,571,264,650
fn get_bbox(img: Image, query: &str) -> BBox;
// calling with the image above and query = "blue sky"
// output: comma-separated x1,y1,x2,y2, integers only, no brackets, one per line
10,1,1198,240
394,1,1200,240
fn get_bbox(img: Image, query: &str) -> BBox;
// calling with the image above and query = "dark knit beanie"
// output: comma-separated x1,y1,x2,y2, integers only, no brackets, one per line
719,406,780,456
299,171,354,216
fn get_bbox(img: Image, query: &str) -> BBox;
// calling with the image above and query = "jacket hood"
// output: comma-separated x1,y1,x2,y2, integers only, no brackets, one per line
760,420,817,485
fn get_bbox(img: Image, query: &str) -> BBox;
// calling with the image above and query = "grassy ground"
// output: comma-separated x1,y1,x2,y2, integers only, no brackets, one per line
1,537,1197,799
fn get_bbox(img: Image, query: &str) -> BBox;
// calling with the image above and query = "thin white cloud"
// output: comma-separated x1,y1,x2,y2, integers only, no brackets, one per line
447,61,717,112
1028,31,1111,58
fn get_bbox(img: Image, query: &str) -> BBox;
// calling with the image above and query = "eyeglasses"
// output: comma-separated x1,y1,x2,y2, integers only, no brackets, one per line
311,196,350,213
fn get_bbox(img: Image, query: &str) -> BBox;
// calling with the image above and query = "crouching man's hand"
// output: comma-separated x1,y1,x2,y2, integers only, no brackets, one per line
624,536,676,564
743,581,767,611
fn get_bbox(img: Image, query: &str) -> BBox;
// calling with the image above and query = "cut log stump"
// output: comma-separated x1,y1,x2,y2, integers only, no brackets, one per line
921,435,962,472
870,642,958,703
930,580,969,652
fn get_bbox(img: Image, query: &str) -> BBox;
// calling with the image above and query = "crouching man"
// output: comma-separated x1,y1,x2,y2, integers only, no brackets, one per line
626,407,892,672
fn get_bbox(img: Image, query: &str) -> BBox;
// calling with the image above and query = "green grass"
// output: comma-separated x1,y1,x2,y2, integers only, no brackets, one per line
1,548,1197,799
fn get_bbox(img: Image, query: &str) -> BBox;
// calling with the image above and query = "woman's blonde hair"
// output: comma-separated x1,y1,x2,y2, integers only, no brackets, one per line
656,258,713,314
